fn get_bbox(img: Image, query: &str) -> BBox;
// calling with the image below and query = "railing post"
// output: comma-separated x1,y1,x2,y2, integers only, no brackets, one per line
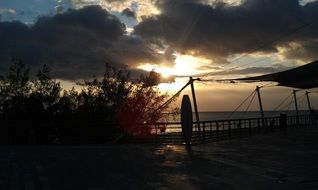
280,114,287,130
228,120,231,138
306,115,309,127
265,119,269,132
312,112,317,128
269,119,274,132
248,119,252,135
202,123,206,142
238,120,242,137
216,121,219,141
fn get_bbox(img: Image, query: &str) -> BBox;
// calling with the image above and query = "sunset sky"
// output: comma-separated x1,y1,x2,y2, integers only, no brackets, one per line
1,0,318,111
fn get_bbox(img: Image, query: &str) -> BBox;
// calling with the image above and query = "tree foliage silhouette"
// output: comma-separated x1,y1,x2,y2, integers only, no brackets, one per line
0,61,174,144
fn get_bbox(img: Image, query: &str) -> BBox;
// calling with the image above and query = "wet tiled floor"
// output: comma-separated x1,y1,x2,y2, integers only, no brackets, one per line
1,128,318,189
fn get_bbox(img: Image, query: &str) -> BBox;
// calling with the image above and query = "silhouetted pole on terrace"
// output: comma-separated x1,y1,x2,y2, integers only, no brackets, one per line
293,90,300,126
256,86,265,126
306,91,312,111
190,77,201,132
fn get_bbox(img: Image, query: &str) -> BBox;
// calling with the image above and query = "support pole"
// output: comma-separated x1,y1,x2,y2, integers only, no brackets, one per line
306,91,312,111
293,90,300,126
256,86,265,122
190,77,201,132
306,91,316,127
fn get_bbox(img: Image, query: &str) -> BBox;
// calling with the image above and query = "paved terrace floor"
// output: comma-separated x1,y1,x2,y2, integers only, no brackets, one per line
1,128,318,190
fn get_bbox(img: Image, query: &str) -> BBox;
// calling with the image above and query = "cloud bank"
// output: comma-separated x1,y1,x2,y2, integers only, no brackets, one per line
135,0,318,63
0,6,164,80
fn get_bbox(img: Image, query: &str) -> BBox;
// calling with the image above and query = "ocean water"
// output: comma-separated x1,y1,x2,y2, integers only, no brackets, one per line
167,110,312,122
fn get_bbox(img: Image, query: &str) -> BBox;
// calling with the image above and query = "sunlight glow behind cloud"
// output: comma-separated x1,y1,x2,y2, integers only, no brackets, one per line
138,54,214,77
68,0,160,20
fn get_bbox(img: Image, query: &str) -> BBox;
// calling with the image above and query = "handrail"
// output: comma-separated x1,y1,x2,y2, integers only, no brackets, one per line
146,114,317,145
153,114,313,126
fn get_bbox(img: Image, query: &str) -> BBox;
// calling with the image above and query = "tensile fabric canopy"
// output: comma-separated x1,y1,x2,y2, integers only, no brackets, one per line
234,60,318,89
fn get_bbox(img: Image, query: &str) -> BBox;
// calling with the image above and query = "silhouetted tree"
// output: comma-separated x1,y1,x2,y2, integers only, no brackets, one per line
76,65,132,120
57,88,79,113
139,70,162,87
2,60,31,117
0,75,6,115
0,62,175,144
117,70,171,138
29,64,61,115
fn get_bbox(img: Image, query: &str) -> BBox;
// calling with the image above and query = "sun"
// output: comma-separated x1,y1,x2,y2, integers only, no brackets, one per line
157,67,174,78
137,53,216,92
138,53,212,78
137,64,172,78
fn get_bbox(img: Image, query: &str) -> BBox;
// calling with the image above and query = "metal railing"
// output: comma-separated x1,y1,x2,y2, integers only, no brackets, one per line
149,114,317,144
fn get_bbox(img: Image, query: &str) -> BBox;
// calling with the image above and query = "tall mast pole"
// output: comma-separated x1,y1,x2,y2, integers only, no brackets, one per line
306,91,312,111
293,90,300,126
190,77,201,132
256,86,264,120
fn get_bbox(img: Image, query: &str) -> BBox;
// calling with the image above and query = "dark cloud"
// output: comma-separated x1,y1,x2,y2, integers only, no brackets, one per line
0,5,164,80
121,8,136,18
34,5,126,41
279,40,318,62
134,0,318,62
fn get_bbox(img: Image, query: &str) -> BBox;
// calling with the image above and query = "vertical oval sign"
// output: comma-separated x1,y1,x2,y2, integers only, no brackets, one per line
181,95,193,145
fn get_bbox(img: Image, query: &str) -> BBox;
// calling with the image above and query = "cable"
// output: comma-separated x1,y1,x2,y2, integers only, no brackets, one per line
199,57,271,77
298,93,307,109
226,90,256,119
240,90,257,119
153,81,191,113
272,92,293,112
285,98,294,113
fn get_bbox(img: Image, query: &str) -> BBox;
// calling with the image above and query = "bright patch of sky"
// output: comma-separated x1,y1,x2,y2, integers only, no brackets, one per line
0,0,139,33
299,0,317,6
0,0,72,24
112,12,137,31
